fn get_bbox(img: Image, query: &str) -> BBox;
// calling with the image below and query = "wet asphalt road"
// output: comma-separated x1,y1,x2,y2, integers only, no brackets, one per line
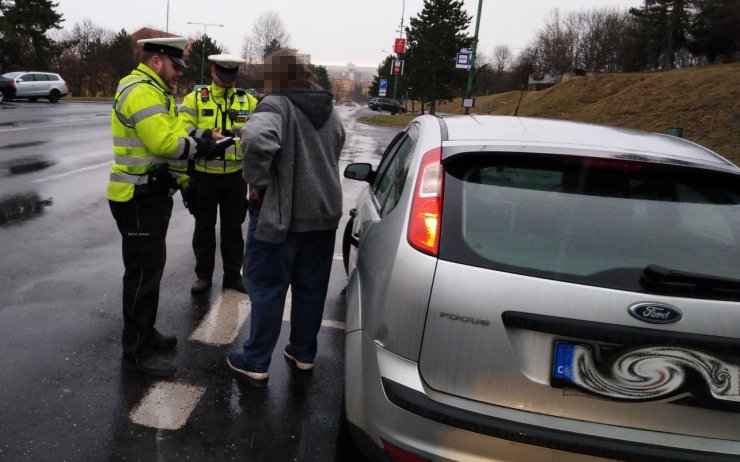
0,99,399,461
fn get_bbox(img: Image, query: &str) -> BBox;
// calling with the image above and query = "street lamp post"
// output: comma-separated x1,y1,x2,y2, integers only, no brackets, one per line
392,0,405,101
187,21,224,84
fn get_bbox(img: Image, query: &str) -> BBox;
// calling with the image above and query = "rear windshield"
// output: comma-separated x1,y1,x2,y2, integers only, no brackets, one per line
441,153,740,299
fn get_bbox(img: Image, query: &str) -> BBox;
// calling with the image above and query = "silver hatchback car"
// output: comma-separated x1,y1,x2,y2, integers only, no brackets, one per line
342,115,740,462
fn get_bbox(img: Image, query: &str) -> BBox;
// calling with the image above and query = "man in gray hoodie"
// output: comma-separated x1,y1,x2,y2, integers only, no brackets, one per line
227,49,345,383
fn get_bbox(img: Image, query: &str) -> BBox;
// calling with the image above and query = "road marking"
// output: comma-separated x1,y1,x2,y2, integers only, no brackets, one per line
30,161,111,183
281,289,346,331
0,127,29,133
129,382,206,430
190,290,251,346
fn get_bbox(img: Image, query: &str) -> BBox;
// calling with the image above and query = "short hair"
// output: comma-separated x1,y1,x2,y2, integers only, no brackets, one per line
140,51,156,64
262,49,317,88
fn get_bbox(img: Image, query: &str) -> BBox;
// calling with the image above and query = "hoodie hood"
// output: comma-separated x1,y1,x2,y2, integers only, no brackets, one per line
272,82,334,128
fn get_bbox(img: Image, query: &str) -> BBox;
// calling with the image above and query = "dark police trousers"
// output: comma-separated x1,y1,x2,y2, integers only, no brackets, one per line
109,193,173,360
190,170,248,283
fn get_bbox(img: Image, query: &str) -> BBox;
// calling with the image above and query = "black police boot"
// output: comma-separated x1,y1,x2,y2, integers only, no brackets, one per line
191,278,212,294
223,278,247,294
121,354,177,378
149,330,177,351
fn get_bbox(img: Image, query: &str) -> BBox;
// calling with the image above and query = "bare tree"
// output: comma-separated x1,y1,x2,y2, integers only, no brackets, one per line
491,45,513,74
68,19,113,96
243,11,292,61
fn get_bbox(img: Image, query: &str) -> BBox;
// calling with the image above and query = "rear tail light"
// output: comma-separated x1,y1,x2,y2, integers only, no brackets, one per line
407,147,443,256
382,440,431,462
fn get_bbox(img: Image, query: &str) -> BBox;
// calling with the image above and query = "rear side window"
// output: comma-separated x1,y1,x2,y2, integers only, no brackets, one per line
31,73,48,81
373,131,417,217
440,154,740,299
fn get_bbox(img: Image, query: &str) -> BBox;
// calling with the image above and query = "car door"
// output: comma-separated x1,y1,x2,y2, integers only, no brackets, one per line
347,126,418,275
13,73,35,97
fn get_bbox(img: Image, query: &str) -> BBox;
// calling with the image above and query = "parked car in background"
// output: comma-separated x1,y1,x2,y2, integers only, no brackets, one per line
1,71,68,103
342,115,740,462
368,97,406,114
0,75,16,103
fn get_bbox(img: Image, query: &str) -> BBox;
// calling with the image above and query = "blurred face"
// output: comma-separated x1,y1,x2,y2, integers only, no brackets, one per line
211,67,236,89
261,55,301,92
151,54,183,89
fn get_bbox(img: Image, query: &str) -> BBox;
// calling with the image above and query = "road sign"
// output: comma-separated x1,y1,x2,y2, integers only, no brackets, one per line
379,89,387,97
392,60,404,75
379,79,388,90
394,38,406,54
456,51,471,69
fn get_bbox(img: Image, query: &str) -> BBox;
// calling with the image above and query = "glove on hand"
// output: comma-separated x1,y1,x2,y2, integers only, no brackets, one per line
194,137,216,159
211,137,235,159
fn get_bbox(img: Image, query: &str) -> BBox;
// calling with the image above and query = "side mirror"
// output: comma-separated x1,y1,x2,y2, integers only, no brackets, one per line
16,78,24,82
344,163,375,183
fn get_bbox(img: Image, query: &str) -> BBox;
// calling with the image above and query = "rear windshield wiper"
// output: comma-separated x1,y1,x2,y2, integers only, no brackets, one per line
641,264,740,294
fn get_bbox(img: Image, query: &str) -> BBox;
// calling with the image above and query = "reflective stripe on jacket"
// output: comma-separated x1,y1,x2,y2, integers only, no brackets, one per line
107,64,197,202
179,84,258,174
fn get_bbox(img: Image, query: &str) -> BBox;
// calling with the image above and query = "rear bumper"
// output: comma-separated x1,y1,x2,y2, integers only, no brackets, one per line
345,330,739,462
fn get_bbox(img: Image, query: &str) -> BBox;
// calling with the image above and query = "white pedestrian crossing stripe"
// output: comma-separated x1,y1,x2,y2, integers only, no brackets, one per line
189,291,251,346
131,287,344,429
130,382,206,430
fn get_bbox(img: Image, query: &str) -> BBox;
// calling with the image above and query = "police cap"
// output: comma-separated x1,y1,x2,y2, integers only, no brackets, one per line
208,54,246,82
138,37,189,69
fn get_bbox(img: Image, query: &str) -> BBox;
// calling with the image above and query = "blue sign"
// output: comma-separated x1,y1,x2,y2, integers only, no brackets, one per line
456,52,471,69
379,79,388,90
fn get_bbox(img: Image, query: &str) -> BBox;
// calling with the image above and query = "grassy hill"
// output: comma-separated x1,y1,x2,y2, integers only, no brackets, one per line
365,64,739,164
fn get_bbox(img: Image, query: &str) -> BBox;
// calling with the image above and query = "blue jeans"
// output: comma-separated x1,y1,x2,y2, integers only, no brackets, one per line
239,207,336,372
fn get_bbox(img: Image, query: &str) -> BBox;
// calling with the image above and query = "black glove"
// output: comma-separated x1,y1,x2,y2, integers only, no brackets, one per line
211,137,236,159
194,137,216,159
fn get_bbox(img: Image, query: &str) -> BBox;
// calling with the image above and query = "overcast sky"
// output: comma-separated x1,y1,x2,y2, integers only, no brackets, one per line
55,0,639,68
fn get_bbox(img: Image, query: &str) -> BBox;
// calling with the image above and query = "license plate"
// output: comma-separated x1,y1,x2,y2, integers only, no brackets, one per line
551,341,740,402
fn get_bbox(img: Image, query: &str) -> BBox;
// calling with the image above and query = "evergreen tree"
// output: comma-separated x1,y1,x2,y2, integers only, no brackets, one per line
307,64,330,90
106,29,134,94
0,0,64,72
688,0,740,63
184,34,222,87
629,0,696,69
403,0,472,114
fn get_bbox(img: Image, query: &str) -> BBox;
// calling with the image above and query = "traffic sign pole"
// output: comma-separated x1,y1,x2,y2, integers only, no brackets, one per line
464,0,483,115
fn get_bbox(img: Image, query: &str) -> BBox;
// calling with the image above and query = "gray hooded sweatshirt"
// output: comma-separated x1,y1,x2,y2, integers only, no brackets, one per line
240,82,345,243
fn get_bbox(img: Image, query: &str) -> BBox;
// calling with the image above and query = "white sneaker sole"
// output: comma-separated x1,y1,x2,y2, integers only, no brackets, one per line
284,351,313,371
227,357,269,381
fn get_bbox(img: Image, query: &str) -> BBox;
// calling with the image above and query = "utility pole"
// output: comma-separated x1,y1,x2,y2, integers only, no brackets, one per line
463,0,483,115
187,22,224,85
392,0,405,101
166,0,169,33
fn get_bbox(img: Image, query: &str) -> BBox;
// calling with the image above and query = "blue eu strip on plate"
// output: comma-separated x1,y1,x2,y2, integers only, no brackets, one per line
552,341,577,383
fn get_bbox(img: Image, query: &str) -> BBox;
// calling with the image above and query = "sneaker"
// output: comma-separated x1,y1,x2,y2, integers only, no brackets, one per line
149,330,177,351
191,278,212,294
223,278,247,294
227,353,268,383
284,349,314,371
122,354,176,377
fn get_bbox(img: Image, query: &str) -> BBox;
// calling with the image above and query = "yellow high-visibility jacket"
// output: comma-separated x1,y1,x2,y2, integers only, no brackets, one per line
179,84,258,174
107,63,197,202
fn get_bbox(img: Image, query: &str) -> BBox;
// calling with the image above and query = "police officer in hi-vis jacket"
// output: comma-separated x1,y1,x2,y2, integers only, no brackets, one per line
109,37,224,377
179,54,257,295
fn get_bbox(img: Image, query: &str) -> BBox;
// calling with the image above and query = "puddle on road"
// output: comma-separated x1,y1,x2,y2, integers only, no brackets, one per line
0,140,47,149
0,155,55,176
0,192,53,227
